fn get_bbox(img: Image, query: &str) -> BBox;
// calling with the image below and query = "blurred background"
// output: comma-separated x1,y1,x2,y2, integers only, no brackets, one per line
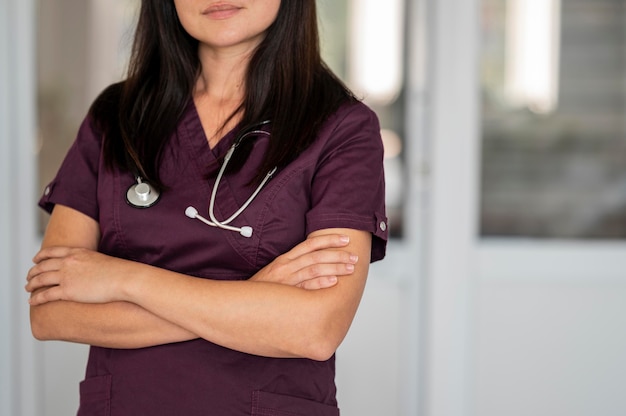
1,0,626,415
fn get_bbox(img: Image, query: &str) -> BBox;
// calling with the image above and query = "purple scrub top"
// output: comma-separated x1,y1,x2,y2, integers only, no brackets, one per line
40,97,388,416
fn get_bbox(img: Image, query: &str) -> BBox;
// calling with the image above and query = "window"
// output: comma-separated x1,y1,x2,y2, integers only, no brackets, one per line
480,0,626,239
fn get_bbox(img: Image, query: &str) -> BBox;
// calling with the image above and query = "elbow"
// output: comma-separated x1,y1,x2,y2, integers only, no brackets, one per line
297,310,353,361
30,324,47,341
301,329,344,362
30,307,51,341
306,343,338,362
31,327,49,342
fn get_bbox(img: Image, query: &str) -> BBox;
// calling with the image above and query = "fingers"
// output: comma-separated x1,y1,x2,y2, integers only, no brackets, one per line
269,249,357,289
26,248,72,295
33,247,76,263
298,276,338,291
282,235,357,288
26,258,63,282
286,249,358,279
25,270,61,293
284,234,350,260
252,242,359,289
291,258,355,281
25,260,62,292
28,286,64,306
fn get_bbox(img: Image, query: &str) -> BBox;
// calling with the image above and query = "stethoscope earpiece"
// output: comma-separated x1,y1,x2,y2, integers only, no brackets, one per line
125,121,274,238
126,178,160,208
185,123,275,238
185,206,253,238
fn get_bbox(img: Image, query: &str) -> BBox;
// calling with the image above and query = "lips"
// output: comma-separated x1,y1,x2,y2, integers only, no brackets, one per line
202,3,243,18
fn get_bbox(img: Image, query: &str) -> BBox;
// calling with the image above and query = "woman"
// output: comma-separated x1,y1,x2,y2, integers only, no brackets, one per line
26,0,387,414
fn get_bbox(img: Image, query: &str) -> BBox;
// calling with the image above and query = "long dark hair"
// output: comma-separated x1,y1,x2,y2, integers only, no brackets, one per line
92,0,355,187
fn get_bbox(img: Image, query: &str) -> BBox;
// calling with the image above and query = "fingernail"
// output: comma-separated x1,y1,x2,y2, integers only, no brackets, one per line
339,235,350,244
349,255,359,263
329,276,338,284
346,264,355,272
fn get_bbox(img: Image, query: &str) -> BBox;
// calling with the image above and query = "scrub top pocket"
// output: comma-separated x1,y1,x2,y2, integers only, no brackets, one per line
77,374,112,416
251,390,340,416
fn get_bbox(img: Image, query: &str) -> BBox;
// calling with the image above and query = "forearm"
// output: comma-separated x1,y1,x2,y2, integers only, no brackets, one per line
29,268,337,355
30,300,197,349
27,219,369,359
124,268,355,360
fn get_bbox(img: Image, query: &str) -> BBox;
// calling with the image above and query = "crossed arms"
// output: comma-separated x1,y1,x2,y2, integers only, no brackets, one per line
26,204,371,361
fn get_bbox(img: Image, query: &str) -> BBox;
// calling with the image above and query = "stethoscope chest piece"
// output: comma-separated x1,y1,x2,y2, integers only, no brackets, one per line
126,178,160,208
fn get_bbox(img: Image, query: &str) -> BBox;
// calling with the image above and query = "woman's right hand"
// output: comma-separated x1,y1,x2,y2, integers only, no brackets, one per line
250,234,359,290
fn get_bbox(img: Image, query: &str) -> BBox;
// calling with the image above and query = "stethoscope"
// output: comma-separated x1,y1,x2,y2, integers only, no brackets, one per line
126,121,276,238
126,176,160,208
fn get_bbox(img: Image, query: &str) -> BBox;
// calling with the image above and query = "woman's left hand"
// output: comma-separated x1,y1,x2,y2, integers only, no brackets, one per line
25,247,130,306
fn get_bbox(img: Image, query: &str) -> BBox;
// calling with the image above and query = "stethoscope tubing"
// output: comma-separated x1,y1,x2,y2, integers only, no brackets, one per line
190,121,275,237
127,120,275,238
208,130,275,226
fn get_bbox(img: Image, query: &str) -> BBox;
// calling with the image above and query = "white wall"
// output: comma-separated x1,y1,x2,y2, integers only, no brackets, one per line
474,243,626,416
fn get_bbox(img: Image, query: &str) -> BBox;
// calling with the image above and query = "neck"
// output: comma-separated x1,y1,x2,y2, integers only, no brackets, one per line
194,43,255,102
193,47,256,148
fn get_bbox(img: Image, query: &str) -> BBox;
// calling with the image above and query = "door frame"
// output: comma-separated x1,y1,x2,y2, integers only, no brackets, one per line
0,1,42,415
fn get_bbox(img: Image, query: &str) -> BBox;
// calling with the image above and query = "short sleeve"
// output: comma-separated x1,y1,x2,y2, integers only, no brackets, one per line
39,115,102,221
306,103,388,262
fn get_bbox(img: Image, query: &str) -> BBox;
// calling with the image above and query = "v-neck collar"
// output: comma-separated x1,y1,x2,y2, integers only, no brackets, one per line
179,99,241,173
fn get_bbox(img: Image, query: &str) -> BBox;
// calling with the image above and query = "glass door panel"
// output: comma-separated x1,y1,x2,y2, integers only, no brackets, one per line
480,0,626,239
